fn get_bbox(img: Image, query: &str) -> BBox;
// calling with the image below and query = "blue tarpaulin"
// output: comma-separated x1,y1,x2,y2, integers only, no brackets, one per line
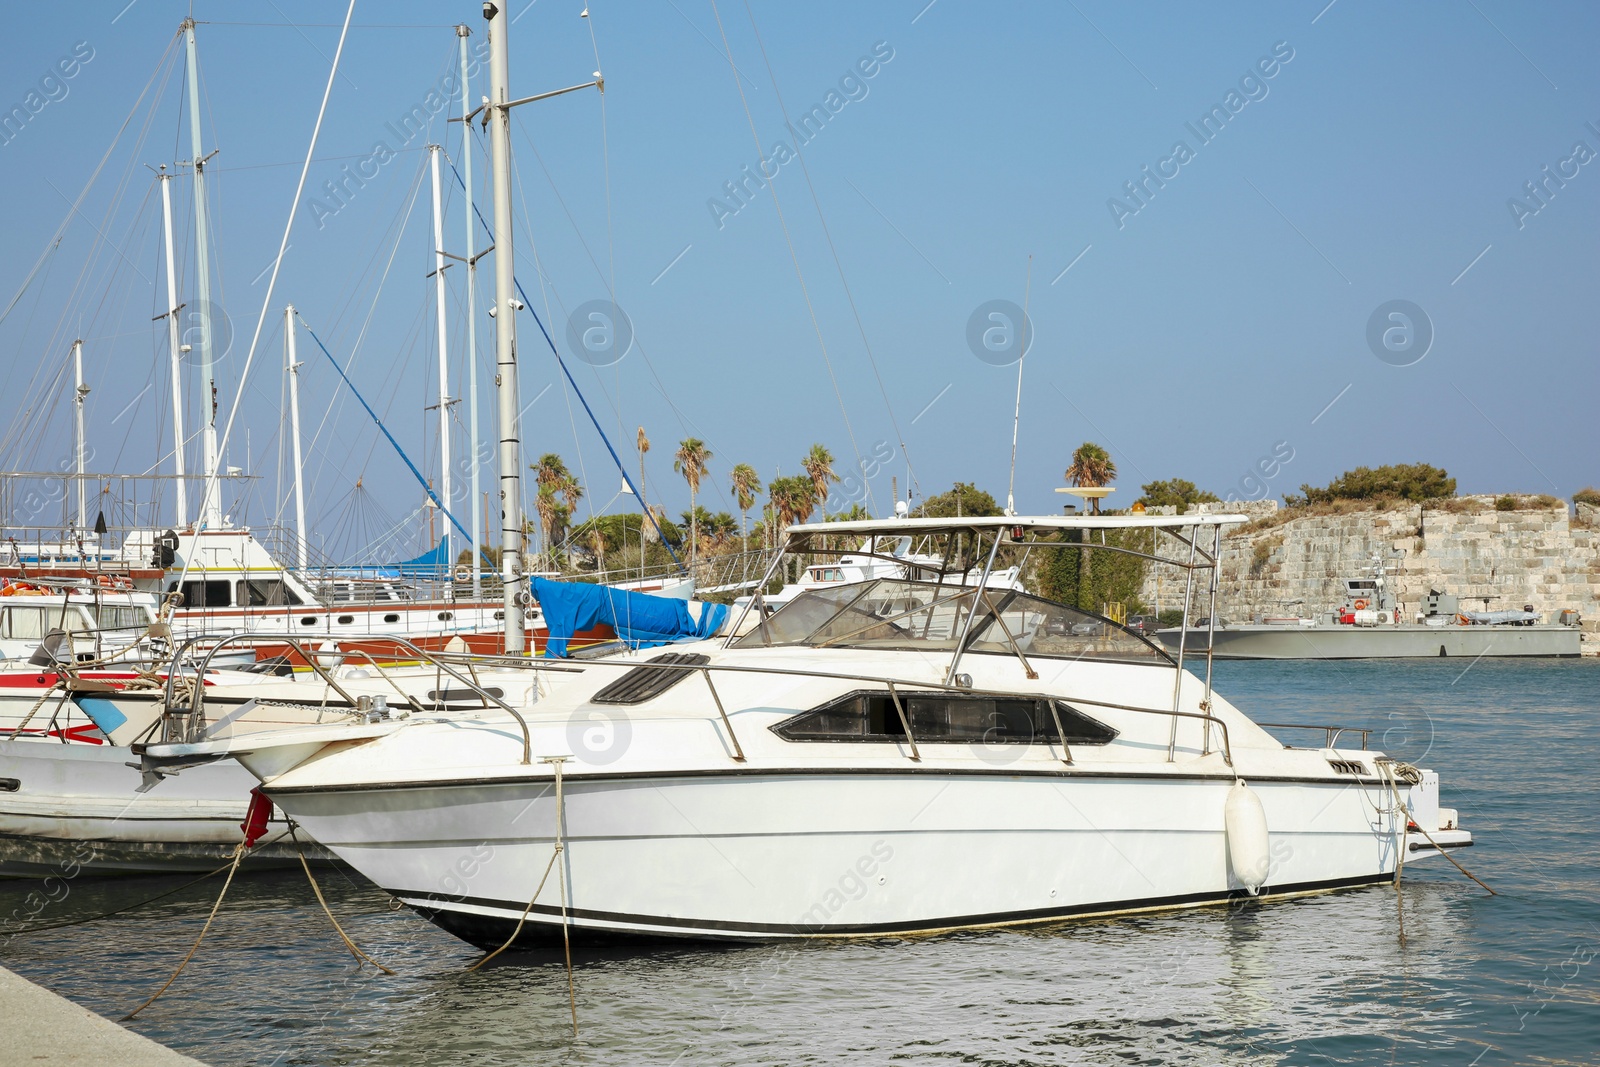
530,577,727,658
395,539,450,578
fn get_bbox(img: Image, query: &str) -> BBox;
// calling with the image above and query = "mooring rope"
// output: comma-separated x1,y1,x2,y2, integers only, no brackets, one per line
1380,760,1496,898
122,841,247,1020
468,847,560,972
291,827,395,975
470,757,578,1036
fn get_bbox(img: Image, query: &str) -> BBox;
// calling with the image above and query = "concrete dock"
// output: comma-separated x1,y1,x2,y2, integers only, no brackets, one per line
0,965,206,1065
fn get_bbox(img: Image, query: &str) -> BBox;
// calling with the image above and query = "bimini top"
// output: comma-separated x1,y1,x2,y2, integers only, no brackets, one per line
787,513,1249,538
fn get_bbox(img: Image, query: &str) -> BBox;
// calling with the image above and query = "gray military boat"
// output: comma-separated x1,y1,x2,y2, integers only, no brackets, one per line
1156,556,1582,660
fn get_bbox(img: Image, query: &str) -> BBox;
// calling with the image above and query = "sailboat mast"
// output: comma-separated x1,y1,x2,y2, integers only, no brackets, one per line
157,168,188,525
428,144,453,567
458,23,484,600
285,306,308,572
71,339,87,528
182,18,222,529
486,2,525,652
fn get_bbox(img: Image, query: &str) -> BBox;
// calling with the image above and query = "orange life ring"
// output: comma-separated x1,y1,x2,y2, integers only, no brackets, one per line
1353,598,1369,610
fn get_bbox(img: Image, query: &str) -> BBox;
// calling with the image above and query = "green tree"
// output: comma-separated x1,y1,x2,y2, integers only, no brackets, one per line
919,481,1002,518
673,437,713,567
1036,527,1149,613
1135,478,1220,511
1290,463,1456,506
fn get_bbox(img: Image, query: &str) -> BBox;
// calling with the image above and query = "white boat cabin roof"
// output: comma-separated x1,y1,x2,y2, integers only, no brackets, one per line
789,514,1249,537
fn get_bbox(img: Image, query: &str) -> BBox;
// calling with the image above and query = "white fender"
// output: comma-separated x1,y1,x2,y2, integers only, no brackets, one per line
1225,781,1271,894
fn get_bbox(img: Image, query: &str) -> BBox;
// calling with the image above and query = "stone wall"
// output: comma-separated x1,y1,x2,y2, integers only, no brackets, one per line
1137,497,1599,651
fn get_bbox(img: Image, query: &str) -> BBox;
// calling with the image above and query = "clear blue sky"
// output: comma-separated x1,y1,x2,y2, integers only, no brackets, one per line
1,1,1595,559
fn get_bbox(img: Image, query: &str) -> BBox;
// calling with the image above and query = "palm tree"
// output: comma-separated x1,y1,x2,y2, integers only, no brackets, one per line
790,478,818,525
531,454,571,569
1066,442,1117,514
769,475,817,580
729,463,763,550
673,437,712,567
560,473,584,516
801,444,839,509
533,486,561,572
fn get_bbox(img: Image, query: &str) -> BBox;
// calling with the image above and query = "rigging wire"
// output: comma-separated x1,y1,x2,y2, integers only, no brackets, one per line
706,0,874,513
301,159,428,499
0,35,182,460
580,3,624,457
497,126,737,515
738,0,919,501
179,0,356,611
446,162,683,570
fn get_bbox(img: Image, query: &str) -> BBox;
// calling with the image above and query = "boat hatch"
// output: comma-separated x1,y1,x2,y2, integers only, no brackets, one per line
590,652,710,705
774,691,1118,745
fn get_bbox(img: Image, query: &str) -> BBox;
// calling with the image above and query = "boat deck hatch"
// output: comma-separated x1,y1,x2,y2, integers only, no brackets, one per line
590,652,710,705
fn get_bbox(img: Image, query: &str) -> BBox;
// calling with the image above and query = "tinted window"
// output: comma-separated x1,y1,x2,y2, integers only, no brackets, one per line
774,690,1117,745
182,581,233,607
235,579,300,606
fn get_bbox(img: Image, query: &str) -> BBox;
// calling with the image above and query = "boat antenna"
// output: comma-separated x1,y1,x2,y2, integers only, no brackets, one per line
1005,255,1032,517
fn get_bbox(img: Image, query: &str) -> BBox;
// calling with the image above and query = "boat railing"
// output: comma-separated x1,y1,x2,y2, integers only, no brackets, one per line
1257,722,1372,750
143,632,1240,771
158,632,537,764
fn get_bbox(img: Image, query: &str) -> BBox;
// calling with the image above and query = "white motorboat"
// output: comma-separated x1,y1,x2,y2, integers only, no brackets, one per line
144,513,1474,944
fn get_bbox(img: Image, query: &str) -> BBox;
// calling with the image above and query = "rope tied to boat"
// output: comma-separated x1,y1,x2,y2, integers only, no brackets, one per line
120,840,247,1021
1376,758,1496,898
121,789,276,1020
288,824,395,976
1378,761,1412,946
470,756,579,1037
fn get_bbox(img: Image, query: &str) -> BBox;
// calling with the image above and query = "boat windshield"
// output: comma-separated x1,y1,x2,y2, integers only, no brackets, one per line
733,579,1171,664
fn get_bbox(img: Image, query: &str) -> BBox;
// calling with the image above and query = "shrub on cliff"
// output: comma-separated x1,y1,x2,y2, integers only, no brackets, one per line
1286,463,1456,507
1135,478,1221,510
1575,487,1600,507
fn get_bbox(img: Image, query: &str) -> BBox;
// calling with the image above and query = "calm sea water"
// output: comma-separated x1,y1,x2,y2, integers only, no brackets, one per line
1,659,1596,1067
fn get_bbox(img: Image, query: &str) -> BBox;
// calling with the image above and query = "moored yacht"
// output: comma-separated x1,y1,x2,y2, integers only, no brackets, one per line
143,513,1474,944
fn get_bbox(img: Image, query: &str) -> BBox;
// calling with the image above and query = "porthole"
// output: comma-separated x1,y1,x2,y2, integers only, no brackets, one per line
437,611,454,621
300,616,319,626
383,613,400,624
337,615,355,625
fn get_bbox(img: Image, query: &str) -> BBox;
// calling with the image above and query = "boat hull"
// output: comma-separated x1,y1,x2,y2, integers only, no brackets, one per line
268,768,1422,944
0,739,319,877
1155,624,1581,659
